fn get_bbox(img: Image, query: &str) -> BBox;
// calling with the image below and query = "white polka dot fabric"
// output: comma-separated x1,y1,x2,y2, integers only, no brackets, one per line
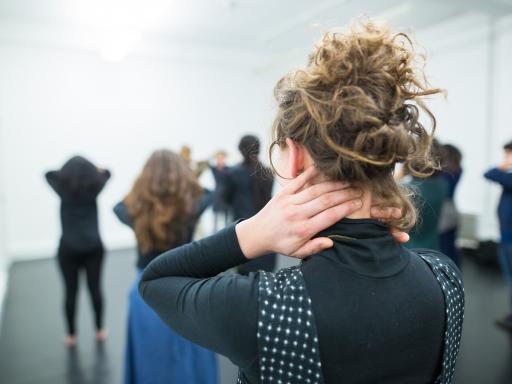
418,251,465,384
238,266,324,384
237,252,464,384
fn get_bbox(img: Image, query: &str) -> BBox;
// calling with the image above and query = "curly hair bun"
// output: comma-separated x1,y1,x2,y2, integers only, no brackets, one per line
272,20,443,230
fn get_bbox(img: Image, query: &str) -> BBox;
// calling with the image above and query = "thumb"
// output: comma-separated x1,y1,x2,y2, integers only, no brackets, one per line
292,237,334,259
391,229,410,244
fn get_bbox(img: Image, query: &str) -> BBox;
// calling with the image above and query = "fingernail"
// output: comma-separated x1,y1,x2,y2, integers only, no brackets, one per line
353,199,362,207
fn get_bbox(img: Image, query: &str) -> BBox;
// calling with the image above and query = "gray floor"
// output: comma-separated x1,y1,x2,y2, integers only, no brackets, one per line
0,251,511,384
0,249,238,384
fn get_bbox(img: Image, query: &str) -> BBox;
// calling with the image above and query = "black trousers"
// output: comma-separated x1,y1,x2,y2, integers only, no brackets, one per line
57,243,104,335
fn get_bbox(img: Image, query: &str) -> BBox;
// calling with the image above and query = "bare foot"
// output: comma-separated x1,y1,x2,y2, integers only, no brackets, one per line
64,335,77,348
96,329,108,342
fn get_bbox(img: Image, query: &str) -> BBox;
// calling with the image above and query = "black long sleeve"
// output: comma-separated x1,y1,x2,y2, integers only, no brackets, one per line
45,167,110,251
45,171,62,196
139,225,259,374
113,201,133,228
485,167,512,192
140,220,448,384
93,170,111,196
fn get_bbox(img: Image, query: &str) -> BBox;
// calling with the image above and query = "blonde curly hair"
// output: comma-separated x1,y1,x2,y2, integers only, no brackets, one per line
271,20,443,231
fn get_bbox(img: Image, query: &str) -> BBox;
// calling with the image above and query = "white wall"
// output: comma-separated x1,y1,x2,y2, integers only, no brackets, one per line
0,39,270,261
418,13,512,239
2,12,512,264
0,115,7,321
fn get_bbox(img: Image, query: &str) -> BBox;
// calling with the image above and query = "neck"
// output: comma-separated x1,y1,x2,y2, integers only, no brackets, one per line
305,174,372,220
347,188,372,219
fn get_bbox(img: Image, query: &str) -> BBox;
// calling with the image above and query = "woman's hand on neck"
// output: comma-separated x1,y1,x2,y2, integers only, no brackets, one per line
288,140,372,221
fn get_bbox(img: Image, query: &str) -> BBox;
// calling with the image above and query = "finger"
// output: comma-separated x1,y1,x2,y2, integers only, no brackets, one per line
391,229,409,244
291,181,352,204
291,237,334,259
298,188,362,218
304,199,362,237
370,206,402,221
280,166,319,195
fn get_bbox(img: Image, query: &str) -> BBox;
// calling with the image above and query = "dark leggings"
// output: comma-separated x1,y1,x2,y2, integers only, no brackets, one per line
439,228,460,267
57,244,104,335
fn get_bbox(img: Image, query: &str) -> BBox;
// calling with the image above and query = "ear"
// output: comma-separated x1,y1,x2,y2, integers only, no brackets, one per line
286,138,306,178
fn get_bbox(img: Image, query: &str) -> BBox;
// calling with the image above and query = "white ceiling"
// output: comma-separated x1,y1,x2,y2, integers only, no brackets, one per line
0,0,511,58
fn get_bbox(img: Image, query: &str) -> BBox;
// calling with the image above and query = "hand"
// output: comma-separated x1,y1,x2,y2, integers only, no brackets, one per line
235,167,363,259
370,206,410,243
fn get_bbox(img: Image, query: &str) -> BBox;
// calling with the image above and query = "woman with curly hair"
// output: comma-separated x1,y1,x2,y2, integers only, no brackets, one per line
139,21,464,384
114,149,217,384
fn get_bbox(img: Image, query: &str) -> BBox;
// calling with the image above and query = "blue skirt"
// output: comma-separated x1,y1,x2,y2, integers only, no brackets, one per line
124,271,218,384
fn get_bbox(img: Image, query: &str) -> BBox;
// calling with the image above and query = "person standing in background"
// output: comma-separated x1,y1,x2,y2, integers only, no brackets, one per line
439,144,463,266
113,149,217,384
223,135,276,274
45,156,110,347
400,140,449,250
484,140,512,331
210,150,231,231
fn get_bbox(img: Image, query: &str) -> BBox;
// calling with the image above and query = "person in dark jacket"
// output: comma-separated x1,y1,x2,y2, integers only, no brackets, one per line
439,144,463,266
485,140,512,331
45,156,110,347
210,150,231,231
223,135,276,274
113,149,217,384
139,22,464,384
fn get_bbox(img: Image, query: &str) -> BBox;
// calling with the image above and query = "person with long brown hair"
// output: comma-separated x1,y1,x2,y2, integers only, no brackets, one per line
139,21,463,384
45,155,110,347
114,149,217,384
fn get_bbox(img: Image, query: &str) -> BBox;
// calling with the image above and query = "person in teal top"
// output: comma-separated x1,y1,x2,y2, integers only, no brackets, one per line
406,176,449,250
398,140,449,251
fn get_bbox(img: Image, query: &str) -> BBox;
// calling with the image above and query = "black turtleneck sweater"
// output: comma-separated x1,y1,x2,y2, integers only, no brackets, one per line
139,219,447,383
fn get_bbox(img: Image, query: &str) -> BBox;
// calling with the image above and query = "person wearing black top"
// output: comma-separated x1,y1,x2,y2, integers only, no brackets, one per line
140,21,464,383
210,151,231,231
223,135,276,274
45,155,110,347
439,144,463,266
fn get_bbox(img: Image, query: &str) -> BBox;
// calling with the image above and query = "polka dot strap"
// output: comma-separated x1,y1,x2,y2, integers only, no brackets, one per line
237,266,325,384
418,250,465,384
